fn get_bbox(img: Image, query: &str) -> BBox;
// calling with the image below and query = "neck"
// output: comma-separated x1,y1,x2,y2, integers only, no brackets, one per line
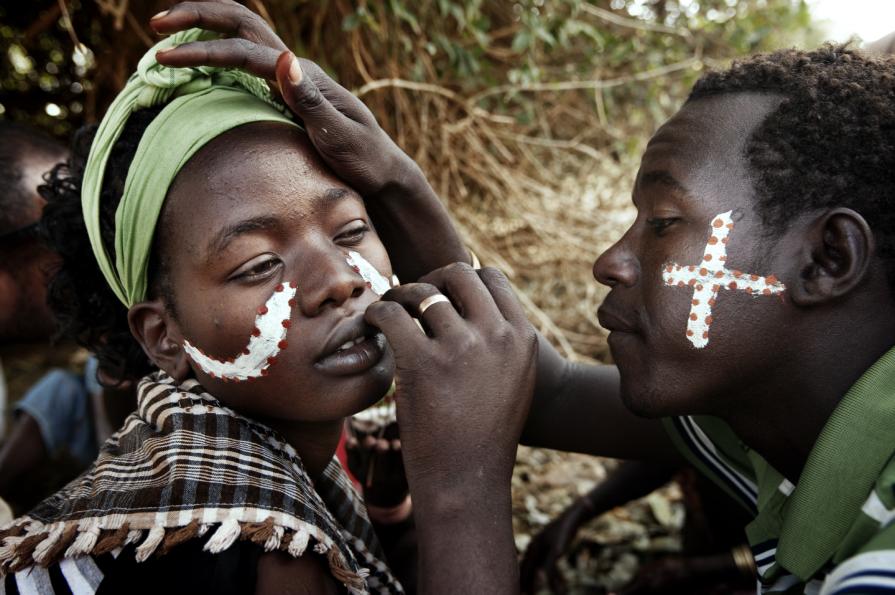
264,417,345,479
720,322,895,483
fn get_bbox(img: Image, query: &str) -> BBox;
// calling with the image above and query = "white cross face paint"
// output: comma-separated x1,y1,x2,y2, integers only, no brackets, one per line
346,250,394,295
662,210,786,349
183,282,298,382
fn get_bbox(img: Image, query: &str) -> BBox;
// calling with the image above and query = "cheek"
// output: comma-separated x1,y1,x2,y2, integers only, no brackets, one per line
181,283,298,383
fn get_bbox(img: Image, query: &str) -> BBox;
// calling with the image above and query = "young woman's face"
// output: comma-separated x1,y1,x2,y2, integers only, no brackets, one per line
593,92,806,418
159,123,395,423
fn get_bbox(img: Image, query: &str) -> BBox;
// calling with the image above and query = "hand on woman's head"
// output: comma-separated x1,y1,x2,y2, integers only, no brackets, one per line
151,1,417,199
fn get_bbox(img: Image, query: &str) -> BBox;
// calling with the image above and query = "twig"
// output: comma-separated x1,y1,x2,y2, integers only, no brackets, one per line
56,0,83,50
470,56,703,103
124,10,154,48
579,3,692,40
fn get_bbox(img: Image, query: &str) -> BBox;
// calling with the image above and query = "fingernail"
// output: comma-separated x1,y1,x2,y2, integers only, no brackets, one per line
151,10,169,20
288,55,302,85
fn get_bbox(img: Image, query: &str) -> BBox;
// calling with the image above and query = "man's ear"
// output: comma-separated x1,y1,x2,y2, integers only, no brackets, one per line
790,208,875,306
127,299,191,381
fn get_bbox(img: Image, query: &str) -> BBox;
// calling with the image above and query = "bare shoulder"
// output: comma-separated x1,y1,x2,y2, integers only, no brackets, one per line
255,550,344,595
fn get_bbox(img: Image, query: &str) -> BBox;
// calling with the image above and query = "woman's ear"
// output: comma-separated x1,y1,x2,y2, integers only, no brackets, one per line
790,208,875,306
128,299,191,381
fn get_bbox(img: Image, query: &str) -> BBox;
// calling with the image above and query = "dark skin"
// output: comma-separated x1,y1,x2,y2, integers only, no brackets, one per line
128,124,397,593
366,92,895,592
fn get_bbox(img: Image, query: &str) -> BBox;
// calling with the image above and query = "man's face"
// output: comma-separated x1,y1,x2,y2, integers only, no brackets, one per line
0,152,62,343
594,92,806,418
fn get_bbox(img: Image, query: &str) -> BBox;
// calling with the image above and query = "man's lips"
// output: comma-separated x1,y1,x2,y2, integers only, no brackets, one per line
596,307,639,334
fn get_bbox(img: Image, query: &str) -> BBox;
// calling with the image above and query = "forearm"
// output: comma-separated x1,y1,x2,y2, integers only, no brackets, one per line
366,161,470,282
413,483,517,594
579,459,677,521
521,334,681,462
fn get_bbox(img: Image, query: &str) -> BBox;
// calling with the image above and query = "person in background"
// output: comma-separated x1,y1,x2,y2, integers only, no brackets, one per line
0,121,132,513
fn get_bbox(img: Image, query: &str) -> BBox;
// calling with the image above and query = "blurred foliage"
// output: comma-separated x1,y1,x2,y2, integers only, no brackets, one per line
0,0,822,361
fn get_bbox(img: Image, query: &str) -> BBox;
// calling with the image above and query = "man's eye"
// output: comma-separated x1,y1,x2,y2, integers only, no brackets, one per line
336,223,370,245
646,217,679,235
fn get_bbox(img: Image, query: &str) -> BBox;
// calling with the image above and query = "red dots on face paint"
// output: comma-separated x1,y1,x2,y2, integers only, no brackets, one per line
762,288,772,296
766,275,778,285
688,278,697,286
708,236,718,245
713,219,723,228
289,281,297,289
677,281,685,288
689,313,697,321
687,330,694,336
728,281,738,290
251,327,261,337
288,299,296,308
278,340,288,350
714,271,725,278
692,299,700,306
257,305,268,315
704,254,712,261
282,320,291,329
699,268,708,276
266,356,278,366
705,315,713,325
275,283,284,292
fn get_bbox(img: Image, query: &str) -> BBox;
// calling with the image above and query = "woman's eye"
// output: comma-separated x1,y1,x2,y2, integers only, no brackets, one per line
336,223,370,245
646,217,679,236
233,257,281,281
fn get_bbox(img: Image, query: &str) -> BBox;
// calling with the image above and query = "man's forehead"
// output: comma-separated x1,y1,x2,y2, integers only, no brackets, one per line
636,92,782,197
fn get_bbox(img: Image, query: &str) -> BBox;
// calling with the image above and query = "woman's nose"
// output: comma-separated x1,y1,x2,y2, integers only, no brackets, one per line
296,251,367,317
593,235,640,288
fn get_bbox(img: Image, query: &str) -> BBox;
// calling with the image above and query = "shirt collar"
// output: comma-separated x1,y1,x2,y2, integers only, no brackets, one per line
776,345,895,579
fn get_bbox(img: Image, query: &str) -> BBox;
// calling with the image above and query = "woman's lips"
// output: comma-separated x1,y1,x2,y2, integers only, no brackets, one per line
314,332,387,376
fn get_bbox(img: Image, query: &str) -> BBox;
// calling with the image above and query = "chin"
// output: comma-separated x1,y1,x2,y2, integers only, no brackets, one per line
618,376,681,419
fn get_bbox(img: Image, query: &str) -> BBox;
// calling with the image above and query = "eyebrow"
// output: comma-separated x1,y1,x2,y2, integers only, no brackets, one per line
205,214,280,260
638,170,691,198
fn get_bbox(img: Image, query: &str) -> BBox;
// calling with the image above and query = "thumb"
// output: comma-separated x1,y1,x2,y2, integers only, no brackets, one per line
275,51,344,131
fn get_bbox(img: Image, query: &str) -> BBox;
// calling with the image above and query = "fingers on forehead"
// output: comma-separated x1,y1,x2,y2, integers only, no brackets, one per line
159,39,280,80
157,1,258,34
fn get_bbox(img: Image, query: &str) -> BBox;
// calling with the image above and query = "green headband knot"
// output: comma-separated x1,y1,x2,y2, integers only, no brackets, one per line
82,28,297,307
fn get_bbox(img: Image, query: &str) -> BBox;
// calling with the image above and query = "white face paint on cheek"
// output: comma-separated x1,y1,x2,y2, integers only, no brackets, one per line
182,281,298,382
661,210,786,349
346,250,395,295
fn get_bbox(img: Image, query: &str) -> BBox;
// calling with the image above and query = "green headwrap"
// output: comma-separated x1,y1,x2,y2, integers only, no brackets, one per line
82,29,298,307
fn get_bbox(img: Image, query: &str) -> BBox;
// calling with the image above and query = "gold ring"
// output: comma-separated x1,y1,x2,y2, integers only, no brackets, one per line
418,294,450,316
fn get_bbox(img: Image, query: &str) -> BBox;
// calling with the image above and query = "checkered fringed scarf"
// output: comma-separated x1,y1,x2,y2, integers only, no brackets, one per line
0,372,402,594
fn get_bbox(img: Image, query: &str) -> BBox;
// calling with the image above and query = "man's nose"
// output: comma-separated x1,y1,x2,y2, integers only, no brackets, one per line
593,235,640,288
296,250,367,317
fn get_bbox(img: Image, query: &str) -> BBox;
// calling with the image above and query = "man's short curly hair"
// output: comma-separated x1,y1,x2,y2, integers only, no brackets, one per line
687,44,895,285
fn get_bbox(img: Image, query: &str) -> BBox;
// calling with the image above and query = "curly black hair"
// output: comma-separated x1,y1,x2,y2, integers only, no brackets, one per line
39,105,173,384
688,44,895,285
